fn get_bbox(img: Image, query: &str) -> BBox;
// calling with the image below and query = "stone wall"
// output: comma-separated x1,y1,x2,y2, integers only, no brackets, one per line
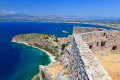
60,45,71,67
73,27,105,34
69,33,112,80
39,62,64,80
56,68,69,80
69,38,89,80
80,30,120,54
69,27,113,80
39,65,52,80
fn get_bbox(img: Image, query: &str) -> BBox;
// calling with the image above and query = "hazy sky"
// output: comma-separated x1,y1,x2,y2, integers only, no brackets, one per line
0,0,120,17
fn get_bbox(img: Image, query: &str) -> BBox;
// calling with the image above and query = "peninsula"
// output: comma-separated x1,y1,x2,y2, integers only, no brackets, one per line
12,33,69,62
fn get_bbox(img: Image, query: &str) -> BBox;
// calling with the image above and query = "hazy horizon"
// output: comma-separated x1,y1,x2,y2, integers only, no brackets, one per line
1,0,120,17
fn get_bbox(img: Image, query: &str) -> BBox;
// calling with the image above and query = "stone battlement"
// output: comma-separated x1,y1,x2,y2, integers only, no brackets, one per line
73,27,105,34
73,27,120,54
69,27,114,80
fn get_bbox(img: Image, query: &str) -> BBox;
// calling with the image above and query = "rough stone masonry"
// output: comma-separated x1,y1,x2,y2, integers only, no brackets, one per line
69,27,112,80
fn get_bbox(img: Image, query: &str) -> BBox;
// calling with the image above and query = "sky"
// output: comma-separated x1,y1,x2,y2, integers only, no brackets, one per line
0,0,120,17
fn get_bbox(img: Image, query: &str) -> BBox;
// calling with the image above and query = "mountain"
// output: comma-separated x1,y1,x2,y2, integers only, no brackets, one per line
1,10,120,22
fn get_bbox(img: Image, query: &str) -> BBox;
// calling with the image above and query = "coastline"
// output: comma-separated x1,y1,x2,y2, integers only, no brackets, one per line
12,40,56,63
1,21,119,30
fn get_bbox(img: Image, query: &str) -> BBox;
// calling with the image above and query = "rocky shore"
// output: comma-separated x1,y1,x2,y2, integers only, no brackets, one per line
12,40,56,63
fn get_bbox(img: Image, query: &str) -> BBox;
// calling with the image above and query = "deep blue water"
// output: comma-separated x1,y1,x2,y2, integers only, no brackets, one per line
0,22,117,80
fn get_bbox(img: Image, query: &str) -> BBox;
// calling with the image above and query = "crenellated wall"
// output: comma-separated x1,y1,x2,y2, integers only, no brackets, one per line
69,38,89,80
80,29,120,54
73,27,105,34
69,27,112,80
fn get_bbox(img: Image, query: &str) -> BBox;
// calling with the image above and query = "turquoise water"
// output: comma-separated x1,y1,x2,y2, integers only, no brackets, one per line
0,22,118,80
9,43,51,80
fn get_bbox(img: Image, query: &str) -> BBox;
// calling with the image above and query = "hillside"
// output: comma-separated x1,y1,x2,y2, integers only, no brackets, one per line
12,33,69,60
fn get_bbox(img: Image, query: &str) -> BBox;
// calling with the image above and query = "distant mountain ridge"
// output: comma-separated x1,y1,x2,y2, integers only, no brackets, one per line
1,10,120,22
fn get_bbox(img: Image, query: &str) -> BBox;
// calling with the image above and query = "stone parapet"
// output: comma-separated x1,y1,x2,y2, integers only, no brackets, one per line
69,28,112,80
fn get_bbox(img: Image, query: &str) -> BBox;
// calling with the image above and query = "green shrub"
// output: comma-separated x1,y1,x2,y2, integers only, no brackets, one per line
41,70,48,80
44,34,50,36
55,46,58,49
41,70,45,79
35,75,40,80
60,52,65,55
54,38,58,42
44,46,54,54
65,43,68,47
55,54,59,60
44,36,49,39
33,44,43,48
51,36,54,38
62,43,66,51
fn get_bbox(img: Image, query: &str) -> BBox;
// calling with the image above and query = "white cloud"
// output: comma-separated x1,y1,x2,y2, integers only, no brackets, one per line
0,9,15,15
1,9,5,12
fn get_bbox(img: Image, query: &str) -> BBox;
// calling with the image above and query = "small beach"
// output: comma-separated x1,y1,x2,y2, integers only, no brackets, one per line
12,40,56,63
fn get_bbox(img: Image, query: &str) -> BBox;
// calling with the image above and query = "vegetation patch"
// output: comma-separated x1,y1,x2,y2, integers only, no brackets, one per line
34,75,40,80
54,38,58,42
41,70,48,80
55,54,59,60
60,52,65,55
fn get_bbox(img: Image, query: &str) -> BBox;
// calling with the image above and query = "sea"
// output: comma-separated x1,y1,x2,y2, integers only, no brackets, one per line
0,22,117,80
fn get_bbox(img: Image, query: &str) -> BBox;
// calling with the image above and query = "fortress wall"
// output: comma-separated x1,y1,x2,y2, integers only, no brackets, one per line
69,31,112,80
74,27,120,54
74,27,120,43
68,35,73,44
84,30,120,54
73,27,104,34
80,31,106,42
87,39,120,54
69,37,89,80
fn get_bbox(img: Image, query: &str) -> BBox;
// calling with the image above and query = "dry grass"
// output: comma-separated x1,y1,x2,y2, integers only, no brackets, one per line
93,50,120,80
62,67,69,75
45,64,64,79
